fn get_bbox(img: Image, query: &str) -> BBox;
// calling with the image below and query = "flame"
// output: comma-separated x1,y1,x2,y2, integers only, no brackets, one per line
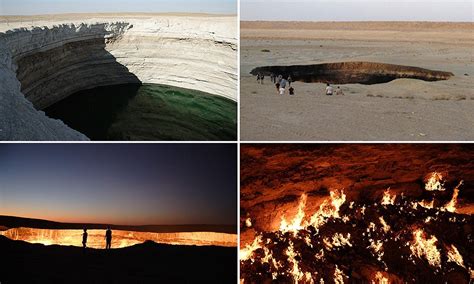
245,218,252,227
369,239,384,261
441,180,463,213
446,244,465,268
381,188,396,205
410,229,441,267
372,272,389,284
425,172,445,191
331,233,352,247
280,194,307,234
240,235,262,261
308,189,346,229
334,265,346,284
287,241,304,283
379,217,390,233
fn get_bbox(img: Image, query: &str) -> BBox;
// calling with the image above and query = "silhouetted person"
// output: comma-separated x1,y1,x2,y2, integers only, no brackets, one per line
82,228,88,249
289,86,295,95
105,226,112,249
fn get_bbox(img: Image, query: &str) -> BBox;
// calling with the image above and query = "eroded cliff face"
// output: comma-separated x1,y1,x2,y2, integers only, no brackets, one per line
0,15,237,140
1,227,237,248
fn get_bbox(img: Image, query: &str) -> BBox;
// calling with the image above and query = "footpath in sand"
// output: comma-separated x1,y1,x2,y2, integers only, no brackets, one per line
240,22,474,141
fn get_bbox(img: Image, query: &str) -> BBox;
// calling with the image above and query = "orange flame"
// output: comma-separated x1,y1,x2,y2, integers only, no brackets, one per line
446,244,465,268
381,188,396,205
410,229,441,268
280,194,307,234
425,172,445,191
372,272,389,284
442,181,463,213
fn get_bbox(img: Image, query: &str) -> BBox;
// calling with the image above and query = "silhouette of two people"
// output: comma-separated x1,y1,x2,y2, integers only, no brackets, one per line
105,226,112,249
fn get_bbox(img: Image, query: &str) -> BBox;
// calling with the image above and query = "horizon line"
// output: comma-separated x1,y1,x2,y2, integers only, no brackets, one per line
0,215,237,228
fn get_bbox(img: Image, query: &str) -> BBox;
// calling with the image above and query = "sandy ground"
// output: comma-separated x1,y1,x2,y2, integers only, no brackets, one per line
240,22,474,141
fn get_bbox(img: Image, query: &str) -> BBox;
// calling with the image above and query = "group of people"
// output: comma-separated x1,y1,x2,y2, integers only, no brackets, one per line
255,73,345,96
82,226,113,250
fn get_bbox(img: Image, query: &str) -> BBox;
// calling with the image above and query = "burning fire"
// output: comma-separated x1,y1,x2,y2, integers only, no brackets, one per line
447,244,465,268
1,227,236,248
241,173,472,283
381,188,396,205
425,172,445,191
410,229,441,268
372,272,389,284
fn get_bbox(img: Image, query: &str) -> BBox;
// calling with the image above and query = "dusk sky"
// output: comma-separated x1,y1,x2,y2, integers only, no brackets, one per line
241,0,473,21
0,0,236,15
0,144,236,226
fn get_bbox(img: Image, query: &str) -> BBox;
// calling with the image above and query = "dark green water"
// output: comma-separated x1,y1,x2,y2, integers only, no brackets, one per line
44,84,237,141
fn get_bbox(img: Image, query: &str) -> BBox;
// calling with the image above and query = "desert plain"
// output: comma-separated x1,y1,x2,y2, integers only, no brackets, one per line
240,21,474,141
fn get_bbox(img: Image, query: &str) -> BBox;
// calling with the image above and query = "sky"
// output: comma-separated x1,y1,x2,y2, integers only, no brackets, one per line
0,144,237,226
0,0,236,15
241,0,473,21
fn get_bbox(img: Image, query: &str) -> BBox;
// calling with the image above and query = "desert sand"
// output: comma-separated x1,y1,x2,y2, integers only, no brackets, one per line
240,21,474,141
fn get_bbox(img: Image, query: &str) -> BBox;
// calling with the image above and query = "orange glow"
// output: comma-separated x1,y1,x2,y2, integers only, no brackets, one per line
1,227,236,248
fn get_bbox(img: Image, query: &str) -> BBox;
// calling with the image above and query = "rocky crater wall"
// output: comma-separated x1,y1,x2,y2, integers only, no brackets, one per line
0,15,237,140
251,61,453,84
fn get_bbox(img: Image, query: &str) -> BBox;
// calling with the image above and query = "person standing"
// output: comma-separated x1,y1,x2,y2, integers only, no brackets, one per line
105,226,112,249
325,83,334,96
287,75,292,87
82,228,88,249
335,86,345,95
279,78,287,95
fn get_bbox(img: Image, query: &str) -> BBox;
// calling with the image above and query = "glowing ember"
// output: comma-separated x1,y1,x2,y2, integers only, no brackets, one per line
1,227,236,248
245,218,252,227
425,172,445,191
410,229,441,268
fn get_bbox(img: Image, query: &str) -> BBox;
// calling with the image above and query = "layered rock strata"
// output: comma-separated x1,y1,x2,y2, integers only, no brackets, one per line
251,61,453,85
0,14,237,140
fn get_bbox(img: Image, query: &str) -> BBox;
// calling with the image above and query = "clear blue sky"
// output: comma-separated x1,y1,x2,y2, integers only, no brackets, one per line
0,144,237,225
242,0,473,21
0,0,236,15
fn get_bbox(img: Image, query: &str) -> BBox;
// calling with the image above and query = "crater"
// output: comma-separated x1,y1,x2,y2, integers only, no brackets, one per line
0,16,237,140
0,227,236,248
251,61,453,85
